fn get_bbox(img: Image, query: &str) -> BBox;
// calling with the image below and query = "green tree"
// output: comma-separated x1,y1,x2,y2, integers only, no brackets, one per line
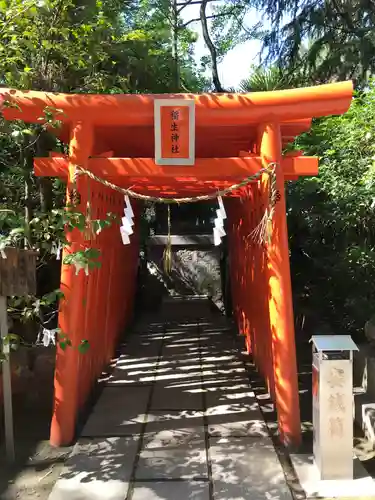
287,82,375,337
238,64,303,92
0,0,204,349
0,0,203,93
255,0,375,87
176,0,263,91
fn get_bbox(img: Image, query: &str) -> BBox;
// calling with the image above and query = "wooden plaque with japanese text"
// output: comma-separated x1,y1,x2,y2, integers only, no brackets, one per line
0,248,37,296
154,99,195,165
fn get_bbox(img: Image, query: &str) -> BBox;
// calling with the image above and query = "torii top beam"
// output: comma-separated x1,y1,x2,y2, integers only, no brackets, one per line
0,81,353,160
0,81,353,196
1,81,353,126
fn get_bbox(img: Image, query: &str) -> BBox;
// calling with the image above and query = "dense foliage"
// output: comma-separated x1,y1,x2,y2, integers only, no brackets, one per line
288,83,375,338
254,0,375,87
238,63,375,338
0,0,205,345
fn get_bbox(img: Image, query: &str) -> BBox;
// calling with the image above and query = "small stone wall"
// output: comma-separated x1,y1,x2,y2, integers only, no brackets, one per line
173,247,223,308
147,243,224,311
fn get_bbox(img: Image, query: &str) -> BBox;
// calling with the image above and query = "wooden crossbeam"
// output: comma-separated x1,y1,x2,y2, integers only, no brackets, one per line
2,81,352,126
34,156,318,183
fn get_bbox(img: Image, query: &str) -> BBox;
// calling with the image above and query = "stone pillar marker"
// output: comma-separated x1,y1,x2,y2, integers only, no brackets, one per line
291,334,375,498
311,335,358,479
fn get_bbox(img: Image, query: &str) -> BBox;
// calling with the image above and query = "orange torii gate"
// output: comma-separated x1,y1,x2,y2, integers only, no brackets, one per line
1,82,353,448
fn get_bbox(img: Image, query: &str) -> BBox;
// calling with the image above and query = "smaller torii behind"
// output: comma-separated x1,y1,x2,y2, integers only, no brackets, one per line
1,81,353,447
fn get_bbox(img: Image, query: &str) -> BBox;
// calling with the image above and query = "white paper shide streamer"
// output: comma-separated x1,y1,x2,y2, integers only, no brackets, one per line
213,196,227,246
52,241,62,260
0,243,7,259
41,328,58,347
120,195,134,245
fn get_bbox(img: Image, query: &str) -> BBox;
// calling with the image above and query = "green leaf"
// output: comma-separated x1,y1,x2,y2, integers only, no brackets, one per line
59,341,67,351
78,340,90,354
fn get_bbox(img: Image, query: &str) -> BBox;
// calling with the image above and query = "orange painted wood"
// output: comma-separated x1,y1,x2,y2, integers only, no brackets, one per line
105,197,118,359
50,122,94,447
1,82,352,126
32,121,310,159
247,187,261,364
255,180,275,399
49,150,114,158
243,191,255,355
34,156,319,180
260,122,301,447
226,198,246,341
102,241,111,363
96,187,111,367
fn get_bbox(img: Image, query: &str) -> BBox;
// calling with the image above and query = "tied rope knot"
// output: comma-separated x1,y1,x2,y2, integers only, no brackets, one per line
266,162,278,244
69,164,81,207
250,161,279,245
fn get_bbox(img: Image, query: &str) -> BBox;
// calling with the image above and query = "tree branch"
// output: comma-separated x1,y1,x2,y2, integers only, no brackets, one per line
181,6,243,28
199,0,225,92
177,0,218,13
331,0,356,31
177,0,194,14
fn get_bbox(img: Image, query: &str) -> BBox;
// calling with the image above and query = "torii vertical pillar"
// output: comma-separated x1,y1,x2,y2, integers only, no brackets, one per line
50,122,93,447
260,122,301,447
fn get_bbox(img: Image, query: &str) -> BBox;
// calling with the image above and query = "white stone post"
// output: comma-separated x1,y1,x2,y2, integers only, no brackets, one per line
311,335,358,480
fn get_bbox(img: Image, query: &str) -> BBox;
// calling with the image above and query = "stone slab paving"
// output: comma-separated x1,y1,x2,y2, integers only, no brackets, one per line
206,406,269,438
210,436,293,500
48,299,294,500
81,386,151,437
106,354,159,387
49,436,140,500
145,410,205,434
136,429,208,480
151,385,204,410
131,481,210,500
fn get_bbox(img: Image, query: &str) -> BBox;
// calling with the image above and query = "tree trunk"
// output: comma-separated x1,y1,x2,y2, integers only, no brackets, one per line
200,0,225,92
39,178,53,213
171,0,180,90
22,152,33,248
36,130,54,213
24,175,32,248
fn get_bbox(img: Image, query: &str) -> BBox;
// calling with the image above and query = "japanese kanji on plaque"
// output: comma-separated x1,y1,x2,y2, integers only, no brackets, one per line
154,99,195,165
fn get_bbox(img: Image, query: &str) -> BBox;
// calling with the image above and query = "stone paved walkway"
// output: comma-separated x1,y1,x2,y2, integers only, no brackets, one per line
49,297,293,500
